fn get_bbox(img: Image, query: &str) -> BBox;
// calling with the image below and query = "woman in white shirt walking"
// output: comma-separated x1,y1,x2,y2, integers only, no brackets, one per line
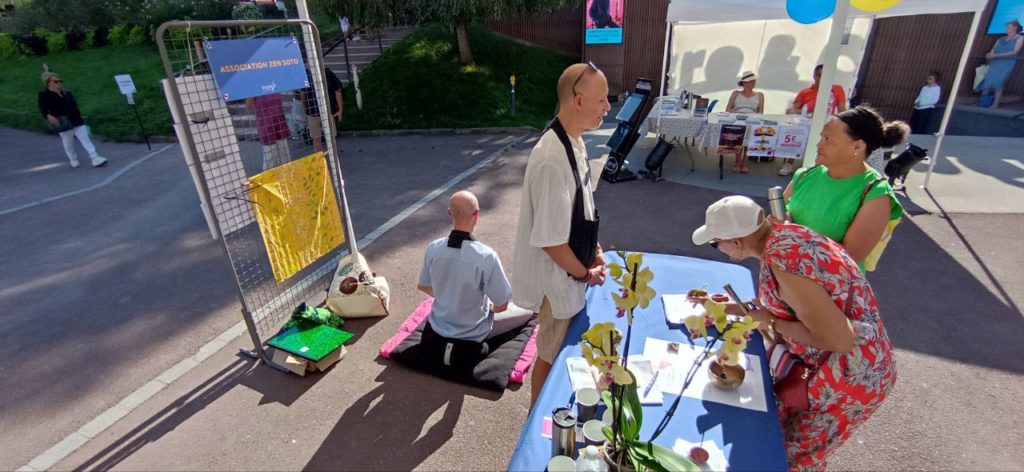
910,71,941,134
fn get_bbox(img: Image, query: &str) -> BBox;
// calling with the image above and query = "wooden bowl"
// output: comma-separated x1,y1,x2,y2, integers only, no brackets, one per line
708,358,745,390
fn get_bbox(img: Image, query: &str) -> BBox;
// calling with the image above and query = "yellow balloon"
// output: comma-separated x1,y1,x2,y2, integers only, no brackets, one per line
852,0,901,12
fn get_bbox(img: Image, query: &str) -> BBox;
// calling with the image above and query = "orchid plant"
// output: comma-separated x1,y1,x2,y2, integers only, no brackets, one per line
683,300,761,366
578,252,697,472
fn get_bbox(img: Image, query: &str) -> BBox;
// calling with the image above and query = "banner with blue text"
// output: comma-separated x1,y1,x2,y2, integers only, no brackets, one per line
206,36,308,101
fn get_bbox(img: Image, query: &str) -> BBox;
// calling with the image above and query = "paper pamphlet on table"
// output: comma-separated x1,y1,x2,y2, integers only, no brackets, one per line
626,357,664,405
642,338,768,412
663,294,705,324
567,356,598,391
660,99,679,115
674,437,729,472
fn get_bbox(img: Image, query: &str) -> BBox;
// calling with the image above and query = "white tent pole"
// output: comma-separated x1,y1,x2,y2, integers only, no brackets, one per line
923,7,983,189
656,19,672,131
803,0,851,169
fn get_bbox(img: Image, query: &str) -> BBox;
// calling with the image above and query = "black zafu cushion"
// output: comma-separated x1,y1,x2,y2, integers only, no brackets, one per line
389,316,537,391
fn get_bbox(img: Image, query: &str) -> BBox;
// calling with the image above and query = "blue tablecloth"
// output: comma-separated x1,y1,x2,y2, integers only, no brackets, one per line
507,253,788,471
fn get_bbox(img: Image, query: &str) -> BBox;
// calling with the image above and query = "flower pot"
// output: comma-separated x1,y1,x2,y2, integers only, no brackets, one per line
707,357,745,390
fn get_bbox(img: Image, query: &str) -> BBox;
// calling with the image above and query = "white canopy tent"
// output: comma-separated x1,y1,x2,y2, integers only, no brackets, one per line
658,0,988,187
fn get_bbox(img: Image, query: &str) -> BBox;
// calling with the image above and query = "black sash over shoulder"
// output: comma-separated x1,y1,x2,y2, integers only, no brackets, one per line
548,118,600,269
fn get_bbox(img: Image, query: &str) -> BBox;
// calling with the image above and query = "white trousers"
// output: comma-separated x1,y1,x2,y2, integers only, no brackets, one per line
261,139,291,171
59,125,99,162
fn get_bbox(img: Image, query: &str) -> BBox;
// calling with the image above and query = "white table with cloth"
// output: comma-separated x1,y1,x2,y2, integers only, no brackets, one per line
646,109,707,139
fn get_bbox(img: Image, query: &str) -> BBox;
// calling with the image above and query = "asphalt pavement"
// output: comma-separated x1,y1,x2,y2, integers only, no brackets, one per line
1,124,1022,471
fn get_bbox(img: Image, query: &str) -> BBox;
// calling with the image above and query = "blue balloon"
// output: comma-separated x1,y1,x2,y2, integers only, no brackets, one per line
787,0,836,24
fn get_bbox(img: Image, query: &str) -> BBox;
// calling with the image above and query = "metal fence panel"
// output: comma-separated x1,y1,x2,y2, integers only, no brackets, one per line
156,19,358,373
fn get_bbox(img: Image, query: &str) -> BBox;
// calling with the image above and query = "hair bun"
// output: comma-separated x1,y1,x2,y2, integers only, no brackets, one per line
881,121,910,148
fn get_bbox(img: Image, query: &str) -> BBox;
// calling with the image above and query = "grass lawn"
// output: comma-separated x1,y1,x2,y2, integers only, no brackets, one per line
0,24,573,140
0,45,172,141
340,24,574,131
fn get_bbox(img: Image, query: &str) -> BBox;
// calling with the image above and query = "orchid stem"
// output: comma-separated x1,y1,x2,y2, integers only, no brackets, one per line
649,331,723,442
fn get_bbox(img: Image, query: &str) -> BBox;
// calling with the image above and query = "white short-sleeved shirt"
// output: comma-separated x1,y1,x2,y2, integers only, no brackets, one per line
419,236,513,342
511,128,598,319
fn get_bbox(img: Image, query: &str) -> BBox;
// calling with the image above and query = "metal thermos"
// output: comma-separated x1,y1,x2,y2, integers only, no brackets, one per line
551,407,577,458
768,186,786,221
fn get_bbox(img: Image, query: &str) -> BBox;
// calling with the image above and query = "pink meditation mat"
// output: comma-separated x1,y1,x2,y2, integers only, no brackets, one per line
379,298,538,384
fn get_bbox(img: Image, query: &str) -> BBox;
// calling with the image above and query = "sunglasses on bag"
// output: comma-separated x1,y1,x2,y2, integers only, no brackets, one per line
571,61,600,95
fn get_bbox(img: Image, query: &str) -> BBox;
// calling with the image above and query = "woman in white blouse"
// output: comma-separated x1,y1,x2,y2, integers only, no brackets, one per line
909,71,941,134
725,71,765,174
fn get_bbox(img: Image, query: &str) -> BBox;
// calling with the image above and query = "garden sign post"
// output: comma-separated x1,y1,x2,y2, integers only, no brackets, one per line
114,73,151,150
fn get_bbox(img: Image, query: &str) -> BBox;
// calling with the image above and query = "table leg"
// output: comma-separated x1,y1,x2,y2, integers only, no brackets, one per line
685,142,695,172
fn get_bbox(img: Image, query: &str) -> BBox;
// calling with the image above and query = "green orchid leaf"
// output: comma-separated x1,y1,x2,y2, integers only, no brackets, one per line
619,376,643,441
625,438,700,472
601,388,615,410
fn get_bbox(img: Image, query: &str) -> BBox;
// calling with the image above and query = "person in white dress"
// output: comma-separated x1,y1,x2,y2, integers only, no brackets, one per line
725,71,765,174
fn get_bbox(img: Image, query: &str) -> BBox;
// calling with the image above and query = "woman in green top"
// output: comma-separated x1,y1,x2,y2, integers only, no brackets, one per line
783,107,907,269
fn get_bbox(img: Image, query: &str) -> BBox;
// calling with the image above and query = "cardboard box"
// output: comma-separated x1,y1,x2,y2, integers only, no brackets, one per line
310,344,347,372
270,346,309,376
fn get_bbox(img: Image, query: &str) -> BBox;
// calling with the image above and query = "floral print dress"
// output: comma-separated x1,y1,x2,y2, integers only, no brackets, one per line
758,224,897,472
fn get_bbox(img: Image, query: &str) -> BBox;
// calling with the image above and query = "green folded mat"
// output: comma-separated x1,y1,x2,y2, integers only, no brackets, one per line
268,319,354,362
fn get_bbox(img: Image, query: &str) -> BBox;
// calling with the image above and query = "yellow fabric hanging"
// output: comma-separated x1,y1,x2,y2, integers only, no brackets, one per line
247,152,345,283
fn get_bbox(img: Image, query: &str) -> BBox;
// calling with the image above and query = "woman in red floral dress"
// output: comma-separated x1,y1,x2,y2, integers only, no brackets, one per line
692,195,896,471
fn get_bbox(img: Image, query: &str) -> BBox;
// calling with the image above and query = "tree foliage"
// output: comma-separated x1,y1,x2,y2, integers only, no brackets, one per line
309,0,403,29
412,0,578,64
406,0,576,29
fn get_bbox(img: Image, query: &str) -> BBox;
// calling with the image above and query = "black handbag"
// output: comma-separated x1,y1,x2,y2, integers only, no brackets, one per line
51,116,74,133
548,118,600,268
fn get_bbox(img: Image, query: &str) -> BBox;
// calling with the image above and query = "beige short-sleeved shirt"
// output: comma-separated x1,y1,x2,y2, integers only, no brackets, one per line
512,128,598,320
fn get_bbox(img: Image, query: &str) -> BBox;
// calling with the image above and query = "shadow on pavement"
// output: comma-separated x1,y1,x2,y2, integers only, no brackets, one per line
304,362,502,471
72,355,329,471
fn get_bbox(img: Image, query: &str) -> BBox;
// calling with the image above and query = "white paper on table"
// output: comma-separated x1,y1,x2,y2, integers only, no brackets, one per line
673,438,729,472
566,357,597,391
625,357,663,405
642,338,767,412
662,294,705,324
643,337,698,393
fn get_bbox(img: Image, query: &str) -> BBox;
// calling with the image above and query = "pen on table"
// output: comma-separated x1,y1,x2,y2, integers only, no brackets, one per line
643,369,661,397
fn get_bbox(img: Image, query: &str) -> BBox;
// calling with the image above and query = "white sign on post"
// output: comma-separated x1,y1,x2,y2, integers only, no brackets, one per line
774,124,810,159
114,74,136,95
114,74,137,105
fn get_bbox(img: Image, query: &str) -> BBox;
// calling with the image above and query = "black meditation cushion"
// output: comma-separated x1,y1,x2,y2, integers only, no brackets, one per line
389,316,537,391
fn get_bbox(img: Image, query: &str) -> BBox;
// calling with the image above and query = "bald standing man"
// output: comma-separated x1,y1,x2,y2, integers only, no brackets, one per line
417,190,533,342
512,63,611,407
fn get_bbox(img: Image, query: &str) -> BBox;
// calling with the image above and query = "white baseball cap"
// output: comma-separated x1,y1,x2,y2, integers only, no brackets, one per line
692,196,764,246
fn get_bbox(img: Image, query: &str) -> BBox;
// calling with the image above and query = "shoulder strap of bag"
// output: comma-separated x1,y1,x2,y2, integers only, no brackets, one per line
548,118,584,193
859,178,885,207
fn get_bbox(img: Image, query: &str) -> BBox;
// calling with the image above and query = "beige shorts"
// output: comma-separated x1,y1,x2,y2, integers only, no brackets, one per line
536,297,574,364
307,115,323,142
